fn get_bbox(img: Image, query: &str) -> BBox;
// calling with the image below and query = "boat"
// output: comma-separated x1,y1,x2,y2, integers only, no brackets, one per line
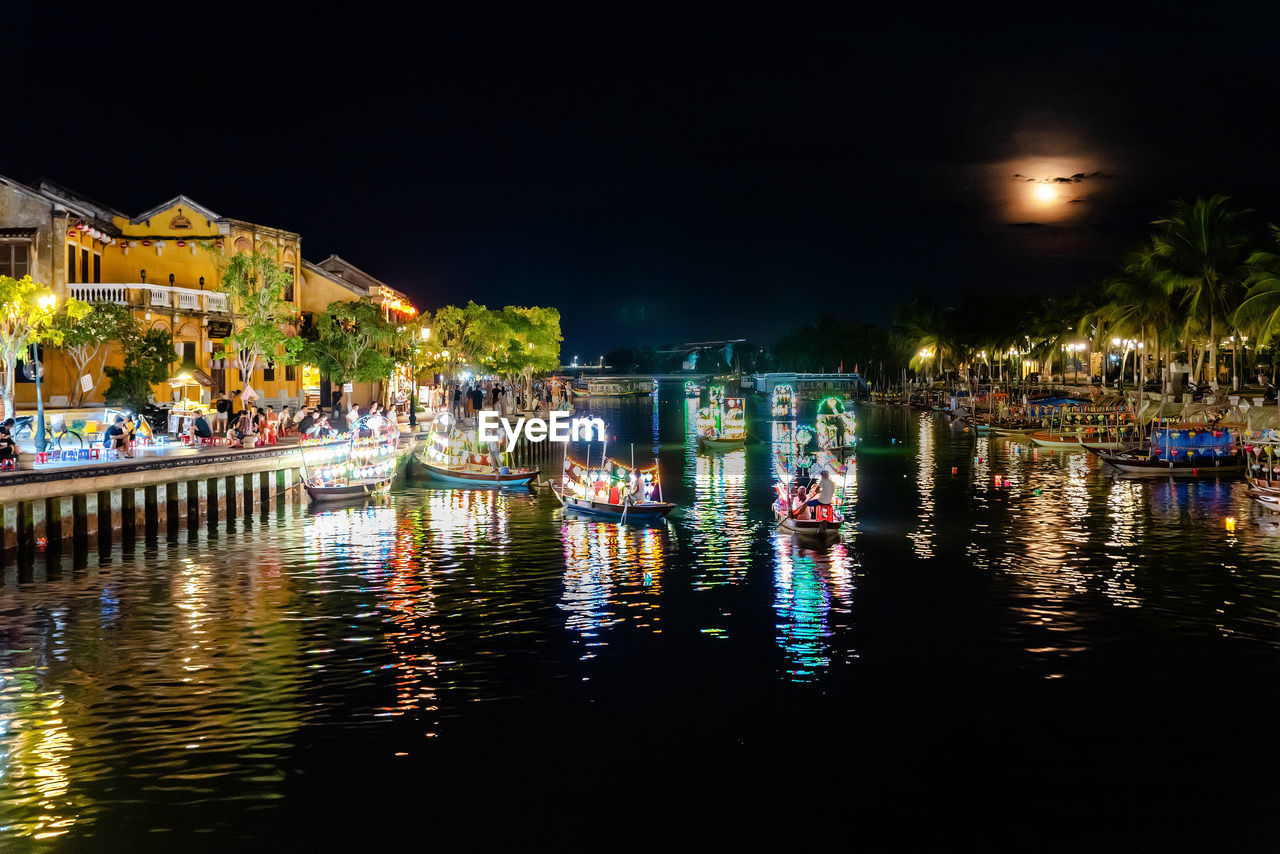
1026,401,1137,451
696,386,747,451
814,395,856,453
1086,423,1245,478
415,426,539,487
771,416,848,547
554,443,676,522
774,506,843,545
571,379,651,398
301,413,401,502
771,384,796,418
1029,431,1128,451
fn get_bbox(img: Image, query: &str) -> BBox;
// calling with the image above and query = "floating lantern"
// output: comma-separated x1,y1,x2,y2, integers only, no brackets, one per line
1226,517,1236,533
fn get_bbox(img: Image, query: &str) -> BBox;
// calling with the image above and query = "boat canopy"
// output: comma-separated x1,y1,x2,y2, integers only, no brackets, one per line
1149,425,1236,457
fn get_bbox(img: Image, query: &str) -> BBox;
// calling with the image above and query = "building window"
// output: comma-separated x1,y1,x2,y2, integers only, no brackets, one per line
263,363,275,382
93,253,101,284
285,364,295,381
80,248,89,283
180,341,196,369
67,243,76,283
0,242,30,278
283,266,295,302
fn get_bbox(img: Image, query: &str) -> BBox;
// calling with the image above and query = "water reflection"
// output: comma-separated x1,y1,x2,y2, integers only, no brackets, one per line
909,414,936,559
772,537,856,681
685,449,756,590
559,519,667,659
10,396,1280,843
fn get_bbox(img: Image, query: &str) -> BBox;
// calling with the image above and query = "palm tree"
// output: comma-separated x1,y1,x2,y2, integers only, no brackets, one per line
1149,195,1251,389
1236,225,1280,384
1098,250,1175,393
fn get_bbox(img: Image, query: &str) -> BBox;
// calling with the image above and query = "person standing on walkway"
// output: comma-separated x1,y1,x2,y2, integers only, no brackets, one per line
214,392,229,434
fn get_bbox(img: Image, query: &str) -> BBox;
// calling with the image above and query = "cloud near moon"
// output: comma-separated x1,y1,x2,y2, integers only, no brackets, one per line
991,158,1113,224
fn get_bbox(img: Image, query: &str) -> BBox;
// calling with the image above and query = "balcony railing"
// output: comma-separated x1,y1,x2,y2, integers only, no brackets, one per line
69,283,230,314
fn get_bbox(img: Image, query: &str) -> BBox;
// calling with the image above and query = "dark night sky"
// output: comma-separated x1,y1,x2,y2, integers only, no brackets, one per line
8,8,1280,360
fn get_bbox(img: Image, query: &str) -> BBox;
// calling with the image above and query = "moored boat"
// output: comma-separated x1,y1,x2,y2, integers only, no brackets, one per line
1029,431,1128,451
415,425,539,487
1086,423,1245,478
301,413,401,501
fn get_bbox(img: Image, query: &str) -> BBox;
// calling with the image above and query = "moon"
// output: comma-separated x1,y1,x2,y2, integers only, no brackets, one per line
1033,183,1057,203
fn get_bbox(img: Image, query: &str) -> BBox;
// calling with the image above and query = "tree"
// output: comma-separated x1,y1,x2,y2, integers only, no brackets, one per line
218,250,303,391
1150,195,1251,388
502,306,562,399
303,299,395,387
52,302,134,405
0,275,89,419
103,327,177,411
428,301,491,379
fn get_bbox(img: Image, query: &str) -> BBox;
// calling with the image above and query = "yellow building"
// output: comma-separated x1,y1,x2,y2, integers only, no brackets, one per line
300,255,418,409
0,175,421,415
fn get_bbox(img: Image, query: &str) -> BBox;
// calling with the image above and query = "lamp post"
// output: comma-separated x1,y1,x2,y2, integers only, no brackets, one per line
33,293,56,454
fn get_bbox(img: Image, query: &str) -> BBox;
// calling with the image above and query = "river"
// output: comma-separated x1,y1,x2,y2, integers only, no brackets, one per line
3,388,1280,849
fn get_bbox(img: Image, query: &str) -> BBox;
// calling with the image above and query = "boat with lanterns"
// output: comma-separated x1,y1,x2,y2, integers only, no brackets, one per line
414,422,540,487
1086,422,1245,477
1245,436,1280,506
696,385,747,450
771,384,796,418
814,395,855,455
554,443,675,522
771,423,846,546
300,413,401,502
1028,402,1136,451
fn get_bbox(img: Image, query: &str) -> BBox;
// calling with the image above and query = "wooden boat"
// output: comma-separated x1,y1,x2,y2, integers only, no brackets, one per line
990,424,1037,437
305,477,393,502
697,434,746,451
697,388,747,451
557,441,675,523
1029,431,1127,451
1088,423,1245,478
1086,447,1244,477
415,456,539,487
300,413,400,501
555,488,675,521
774,507,842,546
1252,491,1280,512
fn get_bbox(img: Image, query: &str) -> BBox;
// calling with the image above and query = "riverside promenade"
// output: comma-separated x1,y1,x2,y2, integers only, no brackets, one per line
0,434,414,564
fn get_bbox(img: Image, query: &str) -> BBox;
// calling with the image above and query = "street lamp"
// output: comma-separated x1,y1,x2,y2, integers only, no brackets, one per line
33,293,56,453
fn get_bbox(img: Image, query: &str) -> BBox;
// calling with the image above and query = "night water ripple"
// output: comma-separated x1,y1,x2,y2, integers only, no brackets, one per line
3,397,1280,844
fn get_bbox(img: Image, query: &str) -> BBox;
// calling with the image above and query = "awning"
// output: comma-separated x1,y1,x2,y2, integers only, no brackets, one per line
169,368,213,388
0,227,37,238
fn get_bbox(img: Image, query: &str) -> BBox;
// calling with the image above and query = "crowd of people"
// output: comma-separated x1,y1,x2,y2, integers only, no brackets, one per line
419,379,570,423
0,377,578,470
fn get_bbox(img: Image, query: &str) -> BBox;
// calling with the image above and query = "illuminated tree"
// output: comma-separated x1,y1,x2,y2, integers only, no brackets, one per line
218,249,303,391
51,302,135,405
303,298,395,386
0,275,89,419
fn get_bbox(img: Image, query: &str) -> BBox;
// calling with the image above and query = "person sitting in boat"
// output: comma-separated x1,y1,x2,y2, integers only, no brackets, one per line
806,471,837,518
792,484,809,519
